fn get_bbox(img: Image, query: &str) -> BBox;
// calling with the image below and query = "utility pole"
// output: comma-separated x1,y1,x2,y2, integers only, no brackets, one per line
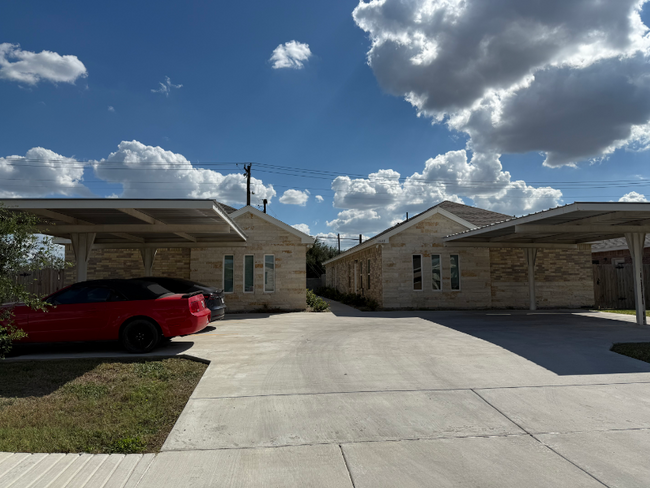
337,233,341,253
263,199,268,214
243,164,252,206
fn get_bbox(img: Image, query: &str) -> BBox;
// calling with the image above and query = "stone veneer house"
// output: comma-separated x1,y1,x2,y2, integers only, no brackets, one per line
62,205,314,312
323,201,594,309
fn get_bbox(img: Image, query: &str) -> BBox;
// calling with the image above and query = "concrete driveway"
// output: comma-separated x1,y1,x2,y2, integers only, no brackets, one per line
4,305,650,486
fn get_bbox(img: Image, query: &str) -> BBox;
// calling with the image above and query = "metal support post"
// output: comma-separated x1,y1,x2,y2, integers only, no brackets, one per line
525,248,538,311
625,232,647,325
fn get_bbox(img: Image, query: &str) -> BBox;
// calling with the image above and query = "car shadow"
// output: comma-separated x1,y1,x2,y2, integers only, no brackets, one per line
327,299,650,376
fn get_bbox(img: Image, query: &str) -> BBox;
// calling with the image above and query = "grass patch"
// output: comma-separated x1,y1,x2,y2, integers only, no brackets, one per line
599,309,650,316
611,342,650,364
0,358,206,454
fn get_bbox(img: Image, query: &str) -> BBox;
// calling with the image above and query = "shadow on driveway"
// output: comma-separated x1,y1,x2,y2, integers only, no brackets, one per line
327,299,650,376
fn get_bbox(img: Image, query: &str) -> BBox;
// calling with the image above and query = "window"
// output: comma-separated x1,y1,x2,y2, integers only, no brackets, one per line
431,255,441,290
360,261,363,289
450,254,460,291
264,255,275,292
49,286,112,305
224,255,234,293
367,259,371,290
244,255,254,292
413,255,423,291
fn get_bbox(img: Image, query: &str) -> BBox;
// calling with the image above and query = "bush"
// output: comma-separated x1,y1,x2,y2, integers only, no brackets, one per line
315,286,379,311
306,289,329,312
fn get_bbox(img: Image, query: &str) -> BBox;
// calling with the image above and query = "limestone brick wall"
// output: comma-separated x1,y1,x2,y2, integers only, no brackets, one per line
381,214,492,309
189,212,307,312
490,248,594,308
64,246,190,284
325,245,383,305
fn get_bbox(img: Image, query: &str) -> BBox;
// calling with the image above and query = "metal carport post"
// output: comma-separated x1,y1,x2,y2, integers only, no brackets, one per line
626,232,647,325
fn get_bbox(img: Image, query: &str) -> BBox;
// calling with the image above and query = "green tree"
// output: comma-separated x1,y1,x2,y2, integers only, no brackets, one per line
1,205,67,358
306,239,339,278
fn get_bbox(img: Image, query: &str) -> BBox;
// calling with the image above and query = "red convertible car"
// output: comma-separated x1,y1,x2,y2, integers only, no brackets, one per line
4,279,211,353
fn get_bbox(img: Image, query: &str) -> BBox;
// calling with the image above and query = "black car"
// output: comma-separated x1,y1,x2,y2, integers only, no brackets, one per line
133,277,226,321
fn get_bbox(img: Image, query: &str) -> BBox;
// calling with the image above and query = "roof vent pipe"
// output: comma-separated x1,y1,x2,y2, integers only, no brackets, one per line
406,212,408,221
263,199,268,214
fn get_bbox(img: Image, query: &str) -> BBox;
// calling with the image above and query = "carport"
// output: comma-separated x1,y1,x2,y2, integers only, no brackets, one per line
443,202,650,325
1,199,246,282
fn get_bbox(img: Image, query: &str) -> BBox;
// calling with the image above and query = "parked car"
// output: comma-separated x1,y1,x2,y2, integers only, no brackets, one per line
132,277,226,321
3,279,210,353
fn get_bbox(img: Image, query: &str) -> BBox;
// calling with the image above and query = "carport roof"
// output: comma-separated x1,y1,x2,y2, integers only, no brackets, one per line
0,198,247,248
443,202,650,249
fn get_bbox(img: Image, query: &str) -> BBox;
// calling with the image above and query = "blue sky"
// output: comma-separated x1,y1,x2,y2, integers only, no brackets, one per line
2,0,650,246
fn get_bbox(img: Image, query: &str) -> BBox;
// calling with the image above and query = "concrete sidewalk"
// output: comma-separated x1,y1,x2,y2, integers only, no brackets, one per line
4,309,650,486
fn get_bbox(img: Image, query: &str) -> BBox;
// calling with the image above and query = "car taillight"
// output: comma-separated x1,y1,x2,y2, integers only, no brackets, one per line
189,298,204,313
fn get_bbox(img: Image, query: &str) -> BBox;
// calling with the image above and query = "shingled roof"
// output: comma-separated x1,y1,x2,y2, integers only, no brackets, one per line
434,201,512,227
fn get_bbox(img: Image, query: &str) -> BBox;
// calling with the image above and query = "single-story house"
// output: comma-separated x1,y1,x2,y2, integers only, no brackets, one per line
591,236,650,265
2,199,314,313
323,201,595,310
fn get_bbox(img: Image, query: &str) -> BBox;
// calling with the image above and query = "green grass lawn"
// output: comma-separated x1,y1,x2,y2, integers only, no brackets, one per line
0,358,206,454
611,343,650,364
598,309,650,316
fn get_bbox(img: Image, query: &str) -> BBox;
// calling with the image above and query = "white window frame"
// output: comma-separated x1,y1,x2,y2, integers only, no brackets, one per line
264,254,275,293
431,254,442,292
413,254,423,291
243,254,255,293
367,258,371,290
450,254,461,291
223,255,234,294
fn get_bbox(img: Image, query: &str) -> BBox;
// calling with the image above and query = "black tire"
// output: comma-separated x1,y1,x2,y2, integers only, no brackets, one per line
120,319,160,353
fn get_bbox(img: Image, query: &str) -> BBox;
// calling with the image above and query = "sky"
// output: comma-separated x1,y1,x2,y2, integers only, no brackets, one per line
2,0,650,249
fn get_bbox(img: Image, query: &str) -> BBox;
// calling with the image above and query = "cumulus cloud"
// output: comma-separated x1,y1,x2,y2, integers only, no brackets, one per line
620,191,649,202
326,150,560,234
315,195,324,203
92,140,276,205
291,223,311,235
279,189,310,206
270,41,312,69
0,43,87,85
0,147,92,197
151,76,182,96
353,0,650,167
108,106,115,112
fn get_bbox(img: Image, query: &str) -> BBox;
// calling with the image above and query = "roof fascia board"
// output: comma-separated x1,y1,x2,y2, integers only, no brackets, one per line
0,199,219,210
324,207,477,265
230,206,315,244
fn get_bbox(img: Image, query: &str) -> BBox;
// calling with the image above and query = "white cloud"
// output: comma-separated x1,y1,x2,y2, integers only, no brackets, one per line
353,0,650,167
0,43,87,85
92,140,276,205
151,76,182,96
270,41,312,69
0,147,92,197
326,150,561,235
291,223,311,235
279,189,310,206
619,191,649,202
315,195,324,203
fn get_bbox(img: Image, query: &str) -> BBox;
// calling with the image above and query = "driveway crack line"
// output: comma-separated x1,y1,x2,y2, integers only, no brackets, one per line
471,389,611,488
338,445,357,488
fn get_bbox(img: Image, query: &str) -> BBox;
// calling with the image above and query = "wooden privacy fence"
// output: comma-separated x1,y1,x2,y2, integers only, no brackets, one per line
593,264,650,309
12,268,66,298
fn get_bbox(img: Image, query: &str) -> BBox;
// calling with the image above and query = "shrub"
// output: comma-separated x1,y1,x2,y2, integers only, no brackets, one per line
315,286,379,311
306,289,329,312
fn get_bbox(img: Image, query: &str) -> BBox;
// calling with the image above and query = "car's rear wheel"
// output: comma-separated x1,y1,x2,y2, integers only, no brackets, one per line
120,319,160,353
